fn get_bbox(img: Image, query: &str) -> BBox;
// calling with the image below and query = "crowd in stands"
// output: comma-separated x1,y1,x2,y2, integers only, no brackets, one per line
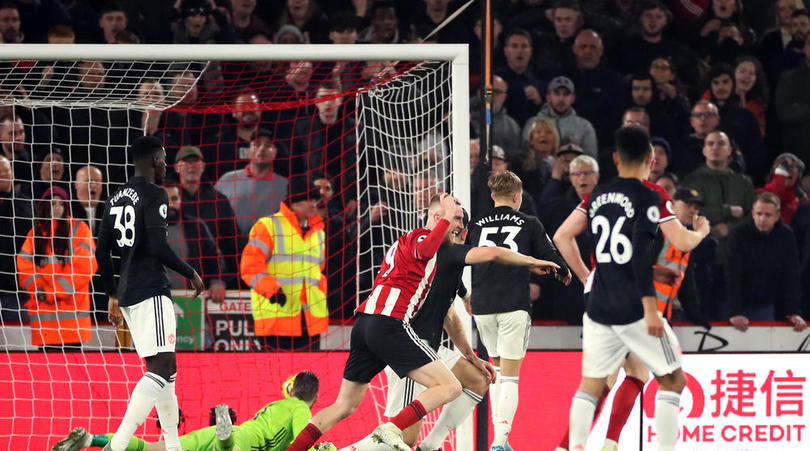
2,0,810,349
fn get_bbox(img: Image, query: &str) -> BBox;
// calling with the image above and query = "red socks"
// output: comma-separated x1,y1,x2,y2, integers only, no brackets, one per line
287,423,322,451
558,386,610,449
606,376,645,442
391,400,427,431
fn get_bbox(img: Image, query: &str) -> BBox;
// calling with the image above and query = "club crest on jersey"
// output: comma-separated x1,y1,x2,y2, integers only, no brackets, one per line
647,205,661,222
159,204,167,219
588,192,635,218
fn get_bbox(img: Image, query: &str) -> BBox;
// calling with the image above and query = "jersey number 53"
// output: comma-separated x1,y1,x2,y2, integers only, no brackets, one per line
477,226,520,251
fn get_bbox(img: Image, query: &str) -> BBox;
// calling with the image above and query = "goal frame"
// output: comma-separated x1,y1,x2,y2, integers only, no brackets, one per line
0,43,473,451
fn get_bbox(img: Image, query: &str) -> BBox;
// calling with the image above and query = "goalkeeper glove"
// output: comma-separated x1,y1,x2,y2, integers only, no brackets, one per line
269,289,287,307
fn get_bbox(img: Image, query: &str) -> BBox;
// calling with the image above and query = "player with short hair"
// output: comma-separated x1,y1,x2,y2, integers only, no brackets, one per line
466,170,572,451
94,136,205,451
52,371,339,451
344,204,559,451
286,193,562,451
566,126,689,451
552,127,710,451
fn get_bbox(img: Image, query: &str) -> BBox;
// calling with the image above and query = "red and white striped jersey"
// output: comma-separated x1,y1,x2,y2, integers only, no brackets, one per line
356,228,439,322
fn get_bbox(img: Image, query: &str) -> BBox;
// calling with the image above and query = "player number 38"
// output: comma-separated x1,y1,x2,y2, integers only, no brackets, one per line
591,215,632,264
110,205,136,248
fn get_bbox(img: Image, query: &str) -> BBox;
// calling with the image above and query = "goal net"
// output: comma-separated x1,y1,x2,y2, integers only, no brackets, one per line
0,44,470,451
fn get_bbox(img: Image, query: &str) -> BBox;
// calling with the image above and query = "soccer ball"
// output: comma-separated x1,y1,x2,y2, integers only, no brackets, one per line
282,374,296,398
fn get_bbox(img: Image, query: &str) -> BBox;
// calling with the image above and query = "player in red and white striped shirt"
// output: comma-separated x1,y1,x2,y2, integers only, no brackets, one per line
287,193,560,451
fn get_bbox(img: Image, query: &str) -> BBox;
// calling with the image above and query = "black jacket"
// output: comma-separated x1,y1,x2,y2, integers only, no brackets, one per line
725,219,801,318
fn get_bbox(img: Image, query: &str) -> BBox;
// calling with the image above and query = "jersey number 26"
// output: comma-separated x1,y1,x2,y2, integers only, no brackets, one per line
591,215,632,264
110,205,136,248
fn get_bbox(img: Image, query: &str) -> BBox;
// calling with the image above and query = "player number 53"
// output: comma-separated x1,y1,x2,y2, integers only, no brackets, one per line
477,226,520,251
591,215,632,264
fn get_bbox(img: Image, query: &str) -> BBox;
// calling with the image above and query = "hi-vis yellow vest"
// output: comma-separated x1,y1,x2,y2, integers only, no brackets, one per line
242,203,328,336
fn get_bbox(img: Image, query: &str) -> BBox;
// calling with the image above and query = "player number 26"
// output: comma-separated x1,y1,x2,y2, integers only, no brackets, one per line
110,205,136,248
477,226,520,251
591,215,632,264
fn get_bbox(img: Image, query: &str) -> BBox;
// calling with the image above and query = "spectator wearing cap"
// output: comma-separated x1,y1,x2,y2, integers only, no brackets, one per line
229,0,270,43
495,28,545,127
533,0,581,80
757,153,807,224
565,29,624,148
653,188,711,325
172,146,240,284
683,131,755,239
16,186,97,348
0,155,32,322
470,75,522,161
522,76,598,157
726,192,807,331
471,145,538,218
33,148,68,200
536,142,585,218
70,165,104,237
650,137,671,182
216,129,289,239
172,0,236,44
274,24,305,44
240,177,328,348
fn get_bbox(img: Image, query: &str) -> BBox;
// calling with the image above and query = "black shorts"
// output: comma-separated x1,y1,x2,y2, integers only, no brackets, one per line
343,313,438,383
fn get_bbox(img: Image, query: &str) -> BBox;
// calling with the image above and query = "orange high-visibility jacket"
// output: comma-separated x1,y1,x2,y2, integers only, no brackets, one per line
653,236,690,320
17,218,98,346
240,202,328,337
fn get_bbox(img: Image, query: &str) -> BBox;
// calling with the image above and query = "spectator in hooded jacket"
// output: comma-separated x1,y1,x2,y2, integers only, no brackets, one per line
757,153,807,224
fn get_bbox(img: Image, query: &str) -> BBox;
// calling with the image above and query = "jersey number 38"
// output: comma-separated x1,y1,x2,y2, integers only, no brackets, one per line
110,205,136,248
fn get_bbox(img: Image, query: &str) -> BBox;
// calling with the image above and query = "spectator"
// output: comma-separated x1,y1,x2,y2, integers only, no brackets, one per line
648,56,691,136
655,188,709,325
240,179,328,349
566,29,624,147
536,142,584,218
47,25,75,44
216,128,289,238
514,118,558,203
470,75,522,161
32,147,68,200
137,80,165,137
408,0,469,43
495,28,545,127
292,81,356,200
473,145,538,217
627,73,678,146
163,185,227,303
726,192,806,331
0,155,32,322
173,146,240,285
154,69,211,150
650,137,671,182
0,2,23,43
62,0,98,42
522,76,598,157
775,36,810,166
758,153,806,224
274,24,305,44
16,187,97,348
733,55,769,134
536,154,598,323
655,171,679,198
172,0,236,44
702,63,767,184
672,100,721,178
204,91,261,181
774,9,810,76
357,1,401,44
328,12,360,44
276,0,330,44
686,0,755,63
15,0,70,44
70,165,104,237
613,0,700,96
598,106,651,181
759,0,803,86
0,114,32,198
230,0,270,43
96,2,128,44
533,0,581,79
683,131,756,238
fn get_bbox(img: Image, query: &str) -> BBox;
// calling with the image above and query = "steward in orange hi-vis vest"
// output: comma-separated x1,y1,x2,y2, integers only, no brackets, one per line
17,187,97,346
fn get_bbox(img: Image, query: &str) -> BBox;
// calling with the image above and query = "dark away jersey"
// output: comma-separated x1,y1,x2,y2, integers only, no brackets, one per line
585,177,661,325
411,243,473,350
467,206,569,315
97,177,171,307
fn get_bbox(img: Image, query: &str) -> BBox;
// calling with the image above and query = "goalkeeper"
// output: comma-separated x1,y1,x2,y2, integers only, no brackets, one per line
53,371,336,451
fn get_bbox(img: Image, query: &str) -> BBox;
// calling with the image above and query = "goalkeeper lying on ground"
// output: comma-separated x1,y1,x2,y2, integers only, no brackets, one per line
53,371,336,451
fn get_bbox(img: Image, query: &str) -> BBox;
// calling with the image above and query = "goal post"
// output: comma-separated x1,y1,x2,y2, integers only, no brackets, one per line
0,44,473,451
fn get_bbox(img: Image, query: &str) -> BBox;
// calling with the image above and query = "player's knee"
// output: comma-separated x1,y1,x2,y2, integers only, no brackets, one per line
657,370,686,393
145,352,177,381
463,372,489,396
445,378,463,402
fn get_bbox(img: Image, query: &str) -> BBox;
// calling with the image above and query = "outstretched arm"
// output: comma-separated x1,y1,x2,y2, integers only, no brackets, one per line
464,246,559,275
659,215,710,252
